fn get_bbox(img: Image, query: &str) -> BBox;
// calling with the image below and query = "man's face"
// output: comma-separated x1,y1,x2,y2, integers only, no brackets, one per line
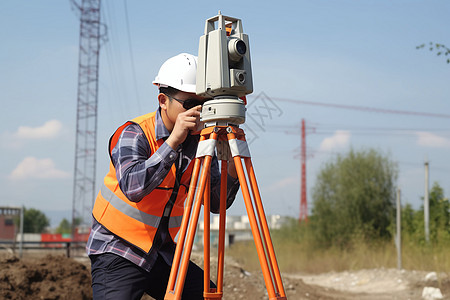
160,91,207,131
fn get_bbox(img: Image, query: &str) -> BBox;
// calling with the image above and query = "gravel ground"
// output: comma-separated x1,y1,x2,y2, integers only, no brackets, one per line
1,251,448,299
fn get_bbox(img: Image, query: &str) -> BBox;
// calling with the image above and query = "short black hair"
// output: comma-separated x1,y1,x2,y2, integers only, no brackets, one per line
159,86,180,98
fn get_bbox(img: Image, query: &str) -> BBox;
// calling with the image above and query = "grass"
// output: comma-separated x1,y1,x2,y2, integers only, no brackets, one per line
226,234,450,275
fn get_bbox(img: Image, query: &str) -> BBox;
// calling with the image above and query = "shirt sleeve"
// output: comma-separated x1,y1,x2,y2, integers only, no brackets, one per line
110,123,178,202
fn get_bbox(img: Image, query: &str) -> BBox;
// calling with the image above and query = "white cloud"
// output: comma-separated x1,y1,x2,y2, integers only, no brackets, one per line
9,157,70,180
14,120,62,140
319,130,351,152
266,176,298,192
416,131,450,149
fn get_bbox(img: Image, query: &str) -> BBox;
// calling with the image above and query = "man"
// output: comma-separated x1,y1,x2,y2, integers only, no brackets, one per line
87,53,240,299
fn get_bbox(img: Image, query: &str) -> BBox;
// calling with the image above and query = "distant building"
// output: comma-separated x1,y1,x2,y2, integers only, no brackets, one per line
0,207,21,241
197,215,288,247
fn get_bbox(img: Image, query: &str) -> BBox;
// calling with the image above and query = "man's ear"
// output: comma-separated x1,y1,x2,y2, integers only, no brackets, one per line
158,93,168,110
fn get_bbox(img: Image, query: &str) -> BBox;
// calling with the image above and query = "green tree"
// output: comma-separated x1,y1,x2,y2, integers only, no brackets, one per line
23,208,50,233
405,182,450,244
56,218,71,234
56,217,83,235
427,183,450,238
401,203,418,236
311,148,398,248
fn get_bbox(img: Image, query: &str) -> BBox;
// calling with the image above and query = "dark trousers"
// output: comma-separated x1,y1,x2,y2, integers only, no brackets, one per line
90,253,213,300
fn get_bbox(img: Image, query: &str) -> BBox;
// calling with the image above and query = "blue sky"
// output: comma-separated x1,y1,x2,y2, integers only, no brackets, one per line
1,1,449,227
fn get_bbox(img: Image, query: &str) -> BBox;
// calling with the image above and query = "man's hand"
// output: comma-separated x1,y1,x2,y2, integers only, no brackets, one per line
166,105,202,150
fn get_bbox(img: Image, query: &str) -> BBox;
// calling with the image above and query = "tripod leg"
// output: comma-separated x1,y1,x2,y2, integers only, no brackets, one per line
216,160,227,293
203,174,211,294
244,158,286,298
233,156,278,297
227,128,286,299
204,159,228,300
165,155,213,300
165,130,218,300
165,155,202,298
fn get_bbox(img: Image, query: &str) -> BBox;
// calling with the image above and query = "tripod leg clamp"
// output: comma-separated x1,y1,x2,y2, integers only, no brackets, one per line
228,138,251,158
196,139,217,158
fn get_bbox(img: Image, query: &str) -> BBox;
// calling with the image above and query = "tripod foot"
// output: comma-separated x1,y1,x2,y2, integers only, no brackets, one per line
204,288,223,299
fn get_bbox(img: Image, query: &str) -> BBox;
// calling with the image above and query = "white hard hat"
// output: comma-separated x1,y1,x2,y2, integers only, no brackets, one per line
152,53,198,93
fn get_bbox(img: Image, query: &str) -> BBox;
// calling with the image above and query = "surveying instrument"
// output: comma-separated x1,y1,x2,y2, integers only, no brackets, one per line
164,12,287,300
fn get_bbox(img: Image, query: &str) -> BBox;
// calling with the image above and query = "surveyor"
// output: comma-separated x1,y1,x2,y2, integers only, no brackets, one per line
86,53,240,300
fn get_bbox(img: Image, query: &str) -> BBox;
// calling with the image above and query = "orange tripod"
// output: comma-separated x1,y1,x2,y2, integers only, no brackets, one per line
164,125,286,300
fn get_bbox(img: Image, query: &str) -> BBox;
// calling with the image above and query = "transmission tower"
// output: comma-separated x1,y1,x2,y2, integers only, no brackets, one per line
70,0,105,237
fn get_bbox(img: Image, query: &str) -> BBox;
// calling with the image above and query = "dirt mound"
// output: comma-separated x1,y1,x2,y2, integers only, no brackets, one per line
0,254,92,300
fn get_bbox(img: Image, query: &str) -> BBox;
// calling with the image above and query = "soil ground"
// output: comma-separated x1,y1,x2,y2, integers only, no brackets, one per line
1,251,448,300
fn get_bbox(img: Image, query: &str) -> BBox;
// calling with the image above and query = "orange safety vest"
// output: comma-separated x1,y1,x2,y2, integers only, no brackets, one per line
92,111,194,253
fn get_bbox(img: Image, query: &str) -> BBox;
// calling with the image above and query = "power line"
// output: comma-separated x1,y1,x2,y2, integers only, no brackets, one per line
100,1,142,121
266,96,450,119
101,1,127,120
252,122,450,137
308,123,450,132
123,0,141,111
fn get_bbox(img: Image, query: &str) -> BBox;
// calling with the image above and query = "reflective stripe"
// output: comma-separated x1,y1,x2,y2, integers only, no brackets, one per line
169,213,183,228
101,184,183,229
196,138,217,158
229,138,251,158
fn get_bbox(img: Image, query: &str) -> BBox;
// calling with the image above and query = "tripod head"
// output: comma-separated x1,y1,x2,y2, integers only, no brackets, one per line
196,11,253,127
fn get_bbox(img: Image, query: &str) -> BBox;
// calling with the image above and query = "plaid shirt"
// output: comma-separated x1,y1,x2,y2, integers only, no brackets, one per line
86,109,240,271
